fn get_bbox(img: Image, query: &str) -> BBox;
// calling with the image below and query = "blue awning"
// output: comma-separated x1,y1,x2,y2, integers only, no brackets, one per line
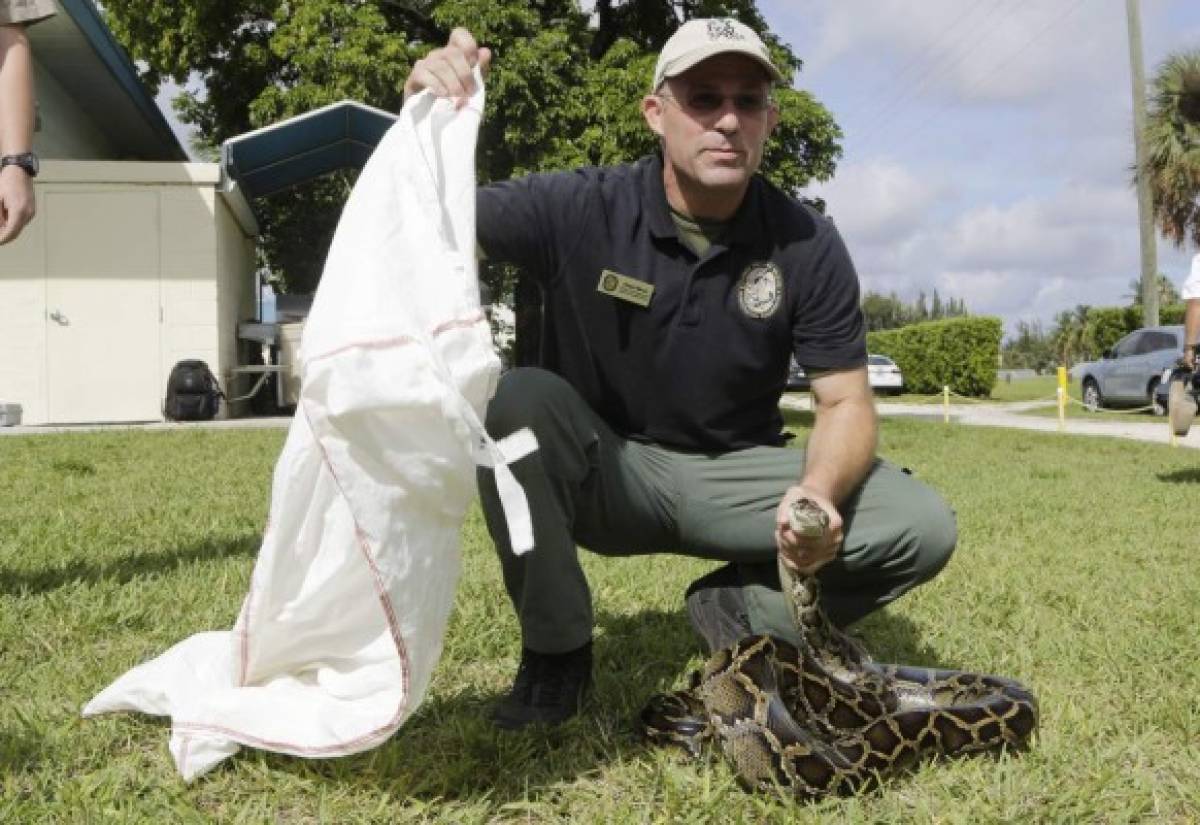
221,101,398,202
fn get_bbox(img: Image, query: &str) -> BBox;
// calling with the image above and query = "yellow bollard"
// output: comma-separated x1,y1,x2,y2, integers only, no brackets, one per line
943,385,950,424
1056,366,1068,397
1057,386,1065,432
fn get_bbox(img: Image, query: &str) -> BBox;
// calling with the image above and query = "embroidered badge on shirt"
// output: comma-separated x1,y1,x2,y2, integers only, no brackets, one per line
597,269,654,308
737,262,783,319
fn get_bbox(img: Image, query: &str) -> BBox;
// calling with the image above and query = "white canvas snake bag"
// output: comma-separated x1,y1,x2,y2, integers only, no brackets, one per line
83,74,534,781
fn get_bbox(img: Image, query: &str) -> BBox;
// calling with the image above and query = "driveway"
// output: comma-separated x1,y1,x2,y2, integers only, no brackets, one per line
781,396,1200,450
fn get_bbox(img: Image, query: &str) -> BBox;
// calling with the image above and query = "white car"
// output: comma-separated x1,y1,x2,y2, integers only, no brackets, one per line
867,354,904,395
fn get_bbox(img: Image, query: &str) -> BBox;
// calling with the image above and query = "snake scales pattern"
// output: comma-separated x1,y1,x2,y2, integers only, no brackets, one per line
639,499,1038,799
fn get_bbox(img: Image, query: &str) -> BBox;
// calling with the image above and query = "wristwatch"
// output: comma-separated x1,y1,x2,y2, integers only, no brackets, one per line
0,153,40,178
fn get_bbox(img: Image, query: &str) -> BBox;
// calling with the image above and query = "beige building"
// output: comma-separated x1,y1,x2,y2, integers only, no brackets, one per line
0,1,258,425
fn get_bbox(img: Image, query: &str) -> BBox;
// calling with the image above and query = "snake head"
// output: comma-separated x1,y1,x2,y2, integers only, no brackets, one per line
787,498,830,539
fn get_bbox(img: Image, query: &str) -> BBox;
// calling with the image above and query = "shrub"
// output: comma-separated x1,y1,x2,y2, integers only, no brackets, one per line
1161,303,1187,324
1084,304,1187,355
1084,307,1141,355
867,316,1002,397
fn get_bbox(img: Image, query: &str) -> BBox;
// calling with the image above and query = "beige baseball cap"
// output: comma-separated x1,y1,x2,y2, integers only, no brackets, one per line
652,18,785,91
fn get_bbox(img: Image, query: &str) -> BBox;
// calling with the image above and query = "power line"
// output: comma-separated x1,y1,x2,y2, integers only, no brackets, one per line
871,0,1090,157
838,0,995,123
852,0,1029,147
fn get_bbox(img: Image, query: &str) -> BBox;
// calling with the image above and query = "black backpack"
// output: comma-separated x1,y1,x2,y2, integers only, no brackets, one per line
164,360,224,422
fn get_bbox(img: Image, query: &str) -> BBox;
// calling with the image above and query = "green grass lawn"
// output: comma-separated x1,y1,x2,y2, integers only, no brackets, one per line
794,374,1065,405
3,420,1200,823
874,375,1163,424
986,375,1062,403
1017,404,1165,423
873,376,1065,405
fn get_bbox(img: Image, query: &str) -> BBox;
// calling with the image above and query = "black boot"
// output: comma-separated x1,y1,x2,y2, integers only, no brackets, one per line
684,564,753,654
491,641,593,730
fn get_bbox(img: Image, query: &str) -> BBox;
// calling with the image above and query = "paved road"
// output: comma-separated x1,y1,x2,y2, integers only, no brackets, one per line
781,396,1200,450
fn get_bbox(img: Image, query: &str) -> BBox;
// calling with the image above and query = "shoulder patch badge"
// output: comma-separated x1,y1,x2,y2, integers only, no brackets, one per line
737,262,783,319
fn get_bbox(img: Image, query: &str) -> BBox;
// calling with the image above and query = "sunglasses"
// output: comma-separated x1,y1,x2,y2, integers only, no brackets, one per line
657,90,775,115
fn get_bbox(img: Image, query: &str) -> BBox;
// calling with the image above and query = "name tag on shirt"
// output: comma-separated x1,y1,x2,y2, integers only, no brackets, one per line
597,269,654,308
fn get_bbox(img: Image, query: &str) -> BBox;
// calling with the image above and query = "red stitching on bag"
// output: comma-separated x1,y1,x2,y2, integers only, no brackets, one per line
175,402,417,756
172,311,489,760
304,312,487,364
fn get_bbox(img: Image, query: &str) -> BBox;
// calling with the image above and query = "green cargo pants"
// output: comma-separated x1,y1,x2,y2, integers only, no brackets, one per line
477,368,956,654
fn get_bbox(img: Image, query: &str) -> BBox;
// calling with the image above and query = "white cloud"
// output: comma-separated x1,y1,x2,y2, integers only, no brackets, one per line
812,161,1183,330
760,0,1198,337
792,0,1126,104
941,184,1136,272
808,159,941,245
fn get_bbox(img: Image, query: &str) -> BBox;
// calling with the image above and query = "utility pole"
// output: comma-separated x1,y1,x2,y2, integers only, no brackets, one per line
1126,0,1159,326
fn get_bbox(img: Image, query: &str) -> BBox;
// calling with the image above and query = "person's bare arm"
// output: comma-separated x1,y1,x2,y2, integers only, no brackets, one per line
775,366,877,573
0,23,37,245
403,27,492,106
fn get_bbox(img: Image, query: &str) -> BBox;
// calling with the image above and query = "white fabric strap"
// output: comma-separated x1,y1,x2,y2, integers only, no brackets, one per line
471,427,537,555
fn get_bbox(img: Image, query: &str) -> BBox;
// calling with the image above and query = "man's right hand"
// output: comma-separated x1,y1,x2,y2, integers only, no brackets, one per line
403,27,492,106
0,165,36,246
1184,347,1197,371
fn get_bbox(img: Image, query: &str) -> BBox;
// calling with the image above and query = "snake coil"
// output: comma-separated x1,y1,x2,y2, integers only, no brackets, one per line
639,499,1038,799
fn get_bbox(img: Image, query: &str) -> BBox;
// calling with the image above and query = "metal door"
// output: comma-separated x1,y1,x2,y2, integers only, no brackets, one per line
44,192,163,423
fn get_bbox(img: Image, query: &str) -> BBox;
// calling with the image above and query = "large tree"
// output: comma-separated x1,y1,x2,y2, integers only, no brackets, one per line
1143,49,1200,248
101,1,843,360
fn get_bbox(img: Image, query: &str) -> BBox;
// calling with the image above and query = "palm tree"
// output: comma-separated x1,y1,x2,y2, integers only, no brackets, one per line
1123,273,1182,306
1143,50,1200,248
1053,304,1092,365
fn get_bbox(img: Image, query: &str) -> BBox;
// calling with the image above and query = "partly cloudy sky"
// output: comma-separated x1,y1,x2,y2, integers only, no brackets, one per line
157,1,1198,337
759,0,1200,335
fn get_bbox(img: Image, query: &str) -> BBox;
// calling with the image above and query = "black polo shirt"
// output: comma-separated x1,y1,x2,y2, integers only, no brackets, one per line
477,154,866,452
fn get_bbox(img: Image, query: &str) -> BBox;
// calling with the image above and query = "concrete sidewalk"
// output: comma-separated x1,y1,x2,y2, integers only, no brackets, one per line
0,416,293,436
781,395,1200,450
4,400,1198,450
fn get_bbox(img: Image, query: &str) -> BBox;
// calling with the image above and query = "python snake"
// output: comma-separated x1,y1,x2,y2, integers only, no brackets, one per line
640,499,1038,799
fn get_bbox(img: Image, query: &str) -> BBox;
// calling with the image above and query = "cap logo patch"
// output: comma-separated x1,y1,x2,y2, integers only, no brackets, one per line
707,19,744,41
737,262,783,319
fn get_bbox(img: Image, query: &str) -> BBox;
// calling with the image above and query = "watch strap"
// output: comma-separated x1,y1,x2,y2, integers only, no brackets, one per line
0,153,39,177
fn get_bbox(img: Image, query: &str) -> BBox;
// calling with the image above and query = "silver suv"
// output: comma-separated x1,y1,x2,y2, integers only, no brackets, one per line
1077,325,1185,414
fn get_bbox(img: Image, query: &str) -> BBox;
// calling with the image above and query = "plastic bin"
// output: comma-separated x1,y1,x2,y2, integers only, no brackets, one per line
278,322,305,406
0,403,22,426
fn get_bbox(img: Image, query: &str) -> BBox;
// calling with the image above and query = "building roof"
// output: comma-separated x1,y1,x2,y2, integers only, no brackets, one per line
26,0,187,161
220,100,398,203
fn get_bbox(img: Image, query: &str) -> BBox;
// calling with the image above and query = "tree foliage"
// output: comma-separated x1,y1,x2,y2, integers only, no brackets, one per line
860,289,968,332
1143,49,1200,249
100,0,844,299
1001,319,1055,373
1032,294,1189,369
1123,273,1181,307
1051,304,1092,366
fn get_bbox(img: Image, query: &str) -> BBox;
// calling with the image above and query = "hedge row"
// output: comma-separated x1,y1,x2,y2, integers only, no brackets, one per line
1086,304,1187,354
867,316,1002,397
